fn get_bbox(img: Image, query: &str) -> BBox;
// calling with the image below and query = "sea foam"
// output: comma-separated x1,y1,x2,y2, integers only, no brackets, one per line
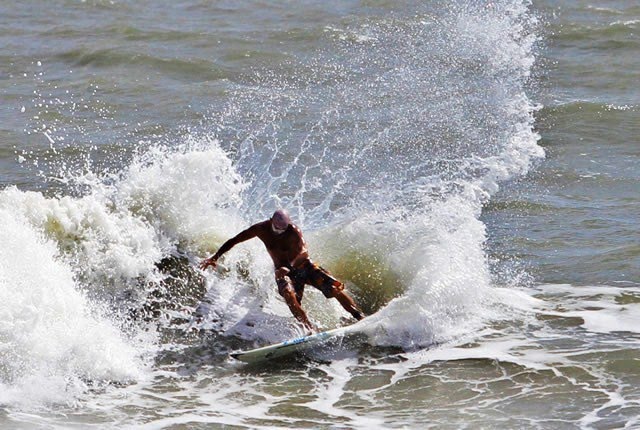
0,208,142,407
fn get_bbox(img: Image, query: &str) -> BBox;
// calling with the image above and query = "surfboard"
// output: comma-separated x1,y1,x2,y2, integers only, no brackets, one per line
231,325,351,364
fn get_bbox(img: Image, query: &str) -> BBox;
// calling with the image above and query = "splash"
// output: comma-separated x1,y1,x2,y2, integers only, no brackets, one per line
0,209,142,407
199,0,544,347
0,137,248,406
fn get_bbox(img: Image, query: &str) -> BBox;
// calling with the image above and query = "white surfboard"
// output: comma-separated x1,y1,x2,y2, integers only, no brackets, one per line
231,325,351,364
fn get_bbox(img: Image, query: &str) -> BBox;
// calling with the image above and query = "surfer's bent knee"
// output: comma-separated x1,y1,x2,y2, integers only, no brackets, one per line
323,281,345,298
275,267,294,297
275,266,290,279
276,276,295,298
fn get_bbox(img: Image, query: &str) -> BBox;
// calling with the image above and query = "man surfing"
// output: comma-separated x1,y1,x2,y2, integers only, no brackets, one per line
199,209,364,332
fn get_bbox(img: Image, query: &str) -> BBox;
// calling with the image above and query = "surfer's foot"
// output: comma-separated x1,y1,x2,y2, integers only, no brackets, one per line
299,320,316,335
333,291,364,321
339,316,351,326
339,311,364,326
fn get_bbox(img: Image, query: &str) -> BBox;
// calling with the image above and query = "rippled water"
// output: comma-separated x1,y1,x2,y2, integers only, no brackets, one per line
1,1,639,428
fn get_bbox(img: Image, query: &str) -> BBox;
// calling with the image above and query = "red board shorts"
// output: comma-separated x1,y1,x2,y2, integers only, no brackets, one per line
276,260,344,301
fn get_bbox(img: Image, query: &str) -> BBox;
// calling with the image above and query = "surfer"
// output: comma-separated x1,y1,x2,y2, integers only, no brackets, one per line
199,209,364,332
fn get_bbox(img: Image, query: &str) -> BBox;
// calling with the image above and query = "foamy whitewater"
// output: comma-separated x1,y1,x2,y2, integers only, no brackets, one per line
0,208,142,407
1,0,639,428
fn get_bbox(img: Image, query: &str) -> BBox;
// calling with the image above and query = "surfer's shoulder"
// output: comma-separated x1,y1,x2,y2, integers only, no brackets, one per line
251,220,272,234
235,220,269,238
290,223,303,235
256,219,271,228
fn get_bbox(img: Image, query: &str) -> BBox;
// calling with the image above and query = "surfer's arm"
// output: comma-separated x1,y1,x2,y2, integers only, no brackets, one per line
291,250,310,268
199,224,260,270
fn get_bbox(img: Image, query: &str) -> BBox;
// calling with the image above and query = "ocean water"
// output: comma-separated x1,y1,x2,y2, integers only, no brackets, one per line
1,0,639,428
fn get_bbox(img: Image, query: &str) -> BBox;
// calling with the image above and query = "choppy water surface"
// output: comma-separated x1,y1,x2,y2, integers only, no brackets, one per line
1,0,639,428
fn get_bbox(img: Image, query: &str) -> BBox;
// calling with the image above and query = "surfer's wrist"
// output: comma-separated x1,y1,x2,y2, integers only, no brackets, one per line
205,255,218,267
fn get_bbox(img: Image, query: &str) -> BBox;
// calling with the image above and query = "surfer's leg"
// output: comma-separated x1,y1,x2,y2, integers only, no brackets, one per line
333,287,365,321
294,284,304,304
281,288,314,332
303,263,365,321
276,268,314,331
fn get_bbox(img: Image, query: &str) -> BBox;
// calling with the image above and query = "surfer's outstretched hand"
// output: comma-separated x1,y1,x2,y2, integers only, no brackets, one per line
199,256,217,270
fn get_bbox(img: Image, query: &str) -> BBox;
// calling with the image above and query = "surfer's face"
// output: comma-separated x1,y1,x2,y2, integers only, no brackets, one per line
271,209,290,234
271,221,287,234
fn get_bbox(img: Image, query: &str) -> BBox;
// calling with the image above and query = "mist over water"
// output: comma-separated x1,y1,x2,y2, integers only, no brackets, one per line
1,0,639,428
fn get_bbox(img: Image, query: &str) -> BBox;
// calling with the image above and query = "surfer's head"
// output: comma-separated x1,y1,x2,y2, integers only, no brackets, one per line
271,209,291,234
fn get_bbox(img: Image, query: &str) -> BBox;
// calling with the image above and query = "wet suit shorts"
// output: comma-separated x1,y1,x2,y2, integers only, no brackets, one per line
277,260,344,301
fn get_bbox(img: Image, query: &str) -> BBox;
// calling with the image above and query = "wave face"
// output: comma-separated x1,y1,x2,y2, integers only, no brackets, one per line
0,0,542,408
